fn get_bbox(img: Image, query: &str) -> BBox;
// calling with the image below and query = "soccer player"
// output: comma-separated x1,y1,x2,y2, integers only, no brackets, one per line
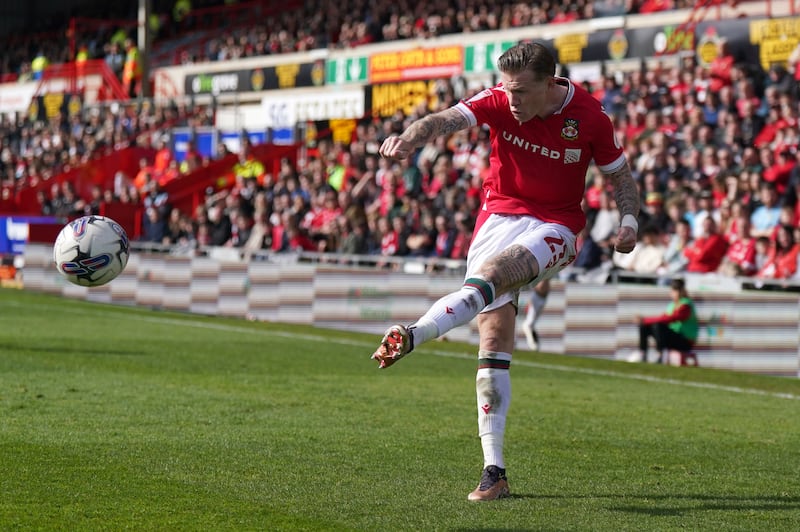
371,42,639,501
522,278,550,350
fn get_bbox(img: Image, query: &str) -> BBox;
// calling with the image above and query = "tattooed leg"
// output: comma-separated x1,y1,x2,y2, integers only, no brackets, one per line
407,245,538,347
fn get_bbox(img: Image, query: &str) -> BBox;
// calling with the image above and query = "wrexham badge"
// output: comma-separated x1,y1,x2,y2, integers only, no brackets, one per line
561,118,579,140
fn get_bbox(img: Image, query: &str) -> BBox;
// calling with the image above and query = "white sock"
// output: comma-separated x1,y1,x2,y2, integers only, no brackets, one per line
531,291,548,326
476,350,511,469
410,277,495,346
523,299,535,329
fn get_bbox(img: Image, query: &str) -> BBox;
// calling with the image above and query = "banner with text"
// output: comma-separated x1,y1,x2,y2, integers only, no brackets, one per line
184,60,326,95
365,80,442,118
368,46,463,83
261,88,365,128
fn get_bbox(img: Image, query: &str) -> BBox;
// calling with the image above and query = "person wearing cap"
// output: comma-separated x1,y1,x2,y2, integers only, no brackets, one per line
641,191,670,230
629,278,699,364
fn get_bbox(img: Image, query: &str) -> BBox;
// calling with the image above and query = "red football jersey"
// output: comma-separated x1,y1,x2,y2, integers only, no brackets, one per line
455,77,625,233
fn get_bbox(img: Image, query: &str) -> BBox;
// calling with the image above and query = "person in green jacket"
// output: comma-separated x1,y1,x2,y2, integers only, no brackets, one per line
631,277,698,364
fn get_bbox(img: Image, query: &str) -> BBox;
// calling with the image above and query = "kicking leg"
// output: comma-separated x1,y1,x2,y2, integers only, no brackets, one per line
372,245,538,368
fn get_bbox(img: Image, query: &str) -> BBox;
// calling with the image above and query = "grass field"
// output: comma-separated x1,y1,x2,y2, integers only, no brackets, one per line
2,288,800,531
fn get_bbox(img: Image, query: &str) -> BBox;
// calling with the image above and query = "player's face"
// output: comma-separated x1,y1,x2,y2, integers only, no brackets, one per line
500,70,551,123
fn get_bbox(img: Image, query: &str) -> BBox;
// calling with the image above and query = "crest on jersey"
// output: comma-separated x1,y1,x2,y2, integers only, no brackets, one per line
561,118,579,140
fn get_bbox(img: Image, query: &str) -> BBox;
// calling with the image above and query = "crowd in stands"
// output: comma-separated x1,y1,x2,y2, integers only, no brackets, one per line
0,99,214,200
3,0,799,285
1,0,722,81
32,39,800,285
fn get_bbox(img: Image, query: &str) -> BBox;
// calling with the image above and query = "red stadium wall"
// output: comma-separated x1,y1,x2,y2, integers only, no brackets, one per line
6,142,298,240
9,146,156,215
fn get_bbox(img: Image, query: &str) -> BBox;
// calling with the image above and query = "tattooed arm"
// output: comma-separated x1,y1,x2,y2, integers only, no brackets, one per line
379,107,470,160
604,160,639,254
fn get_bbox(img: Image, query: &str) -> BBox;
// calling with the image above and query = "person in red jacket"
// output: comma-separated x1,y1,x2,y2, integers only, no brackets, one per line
757,224,800,279
684,216,728,272
629,278,699,364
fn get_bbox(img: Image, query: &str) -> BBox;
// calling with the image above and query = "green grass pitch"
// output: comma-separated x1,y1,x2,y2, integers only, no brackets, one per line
1,288,799,530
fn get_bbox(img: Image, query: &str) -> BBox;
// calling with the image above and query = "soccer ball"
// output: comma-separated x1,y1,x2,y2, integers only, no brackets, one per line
53,215,130,287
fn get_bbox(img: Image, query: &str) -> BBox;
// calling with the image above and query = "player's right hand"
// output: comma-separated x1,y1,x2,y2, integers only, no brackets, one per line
379,136,413,160
613,225,637,254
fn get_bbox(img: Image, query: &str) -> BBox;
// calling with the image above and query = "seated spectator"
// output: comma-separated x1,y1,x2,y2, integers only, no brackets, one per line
432,213,456,259
659,218,693,276
449,212,472,260
629,278,699,364
336,217,369,257
163,207,192,246
406,211,436,257
55,181,85,218
684,216,728,273
750,181,782,238
206,200,232,246
379,215,411,260
718,215,757,277
613,224,665,275
589,191,620,256
83,184,104,215
690,190,718,239
142,206,167,243
640,192,670,231
303,187,342,245
226,210,254,248
756,224,800,280
243,211,274,256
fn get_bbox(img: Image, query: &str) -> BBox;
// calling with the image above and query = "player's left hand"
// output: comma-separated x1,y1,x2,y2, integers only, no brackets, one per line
614,226,637,254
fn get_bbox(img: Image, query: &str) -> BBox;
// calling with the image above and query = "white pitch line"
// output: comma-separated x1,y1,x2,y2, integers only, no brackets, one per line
6,300,800,401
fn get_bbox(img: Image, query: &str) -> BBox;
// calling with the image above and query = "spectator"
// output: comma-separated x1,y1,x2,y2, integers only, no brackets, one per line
206,200,232,246
640,191,670,231
718,214,757,277
142,207,167,243
750,181,782,238
756,224,800,280
684,216,728,273
84,184,104,215
55,181,85,218
614,224,665,275
589,191,620,255
336,217,369,256
406,211,437,257
226,210,254,248
659,217,693,276
104,41,125,81
122,38,143,98
164,207,192,245
432,213,456,260
708,39,734,95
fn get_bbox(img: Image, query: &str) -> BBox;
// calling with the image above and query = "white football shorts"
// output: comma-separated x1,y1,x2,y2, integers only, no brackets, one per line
465,213,577,313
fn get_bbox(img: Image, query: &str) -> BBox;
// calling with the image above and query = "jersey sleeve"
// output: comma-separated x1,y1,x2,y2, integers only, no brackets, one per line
592,109,626,173
456,86,504,128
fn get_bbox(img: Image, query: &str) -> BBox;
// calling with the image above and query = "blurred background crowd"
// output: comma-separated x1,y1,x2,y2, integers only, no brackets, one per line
5,0,800,284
